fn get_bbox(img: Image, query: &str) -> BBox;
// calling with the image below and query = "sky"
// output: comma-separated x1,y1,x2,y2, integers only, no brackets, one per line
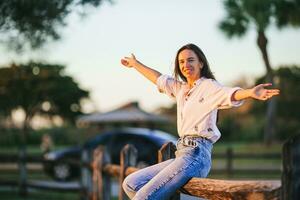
1,0,300,113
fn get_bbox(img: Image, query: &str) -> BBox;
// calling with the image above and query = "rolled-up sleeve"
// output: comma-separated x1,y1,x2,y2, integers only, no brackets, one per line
206,80,244,109
156,75,180,99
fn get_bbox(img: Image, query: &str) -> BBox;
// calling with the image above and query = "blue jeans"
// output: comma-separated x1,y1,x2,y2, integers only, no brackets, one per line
122,136,213,200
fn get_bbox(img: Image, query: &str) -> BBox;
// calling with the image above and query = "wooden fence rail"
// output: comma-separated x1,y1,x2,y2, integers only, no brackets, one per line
0,150,282,174
0,149,281,175
0,143,285,200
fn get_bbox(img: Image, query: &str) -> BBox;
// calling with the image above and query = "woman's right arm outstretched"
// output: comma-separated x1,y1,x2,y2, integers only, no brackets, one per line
121,54,161,84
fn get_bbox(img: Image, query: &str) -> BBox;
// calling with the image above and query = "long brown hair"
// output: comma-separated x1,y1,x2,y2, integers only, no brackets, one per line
174,43,216,81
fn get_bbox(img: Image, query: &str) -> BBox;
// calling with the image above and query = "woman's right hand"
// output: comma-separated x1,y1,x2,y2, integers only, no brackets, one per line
121,53,138,68
120,53,161,84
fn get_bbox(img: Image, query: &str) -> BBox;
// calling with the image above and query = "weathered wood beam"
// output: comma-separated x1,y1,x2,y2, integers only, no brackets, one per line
103,164,281,199
182,178,281,200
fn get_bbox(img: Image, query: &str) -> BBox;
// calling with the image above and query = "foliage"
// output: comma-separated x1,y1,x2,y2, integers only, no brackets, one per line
0,0,109,52
219,0,300,36
274,0,300,28
0,62,89,128
217,99,265,142
0,128,21,148
0,126,87,147
252,66,300,140
218,113,266,142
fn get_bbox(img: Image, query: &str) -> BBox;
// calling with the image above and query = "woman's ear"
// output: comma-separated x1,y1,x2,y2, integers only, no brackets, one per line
200,62,204,69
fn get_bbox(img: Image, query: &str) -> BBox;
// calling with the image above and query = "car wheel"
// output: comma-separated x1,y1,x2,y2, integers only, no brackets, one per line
53,162,71,181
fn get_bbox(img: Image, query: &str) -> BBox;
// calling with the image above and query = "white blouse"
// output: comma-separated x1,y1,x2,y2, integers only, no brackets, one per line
156,75,244,143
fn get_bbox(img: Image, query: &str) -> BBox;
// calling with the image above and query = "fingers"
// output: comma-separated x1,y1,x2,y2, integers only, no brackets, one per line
121,53,136,67
121,59,129,66
261,83,272,87
266,89,280,93
260,91,280,101
266,89,280,96
255,87,280,101
255,83,280,99
255,83,272,90
260,95,271,101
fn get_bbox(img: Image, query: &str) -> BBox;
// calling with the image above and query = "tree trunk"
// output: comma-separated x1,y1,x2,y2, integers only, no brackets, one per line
256,31,277,145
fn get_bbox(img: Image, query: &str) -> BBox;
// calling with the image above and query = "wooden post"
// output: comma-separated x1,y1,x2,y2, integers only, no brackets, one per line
81,149,92,200
158,142,179,200
92,146,111,200
18,146,27,196
119,144,137,200
158,142,176,163
226,147,233,178
282,134,300,200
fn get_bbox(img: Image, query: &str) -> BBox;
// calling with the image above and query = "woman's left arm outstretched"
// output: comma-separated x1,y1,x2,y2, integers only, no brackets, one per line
231,83,280,101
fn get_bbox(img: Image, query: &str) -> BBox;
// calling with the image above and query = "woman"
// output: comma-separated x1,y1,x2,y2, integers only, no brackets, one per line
120,43,279,200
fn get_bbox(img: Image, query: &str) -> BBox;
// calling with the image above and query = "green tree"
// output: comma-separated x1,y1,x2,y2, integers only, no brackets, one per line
0,0,109,52
0,62,89,192
219,0,300,144
0,62,89,129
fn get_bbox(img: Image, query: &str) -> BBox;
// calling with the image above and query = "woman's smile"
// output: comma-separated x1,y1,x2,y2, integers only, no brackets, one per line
183,67,193,74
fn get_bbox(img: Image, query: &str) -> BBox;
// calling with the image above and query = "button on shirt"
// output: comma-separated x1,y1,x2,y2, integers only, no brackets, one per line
156,75,244,143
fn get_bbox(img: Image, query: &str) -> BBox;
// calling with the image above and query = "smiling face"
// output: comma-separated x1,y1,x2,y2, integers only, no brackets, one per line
178,49,203,82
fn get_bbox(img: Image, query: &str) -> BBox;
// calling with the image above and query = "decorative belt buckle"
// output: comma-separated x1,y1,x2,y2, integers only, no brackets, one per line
186,138,197,147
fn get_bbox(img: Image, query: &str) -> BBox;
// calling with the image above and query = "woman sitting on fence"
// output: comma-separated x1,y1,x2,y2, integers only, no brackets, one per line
120,43,279,200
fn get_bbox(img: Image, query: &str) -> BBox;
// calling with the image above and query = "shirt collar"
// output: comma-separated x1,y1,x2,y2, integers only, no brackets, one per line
193,77,206,86
182,77,206,91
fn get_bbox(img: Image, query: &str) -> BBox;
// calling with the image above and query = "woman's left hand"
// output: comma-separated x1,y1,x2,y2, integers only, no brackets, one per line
250,83,280,101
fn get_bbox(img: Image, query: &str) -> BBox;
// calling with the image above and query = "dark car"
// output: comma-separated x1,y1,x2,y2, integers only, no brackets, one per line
43,127,178,181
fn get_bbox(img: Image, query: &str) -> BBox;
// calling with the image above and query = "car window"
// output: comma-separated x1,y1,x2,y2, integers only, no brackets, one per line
84,133,112,149
109,133,158,165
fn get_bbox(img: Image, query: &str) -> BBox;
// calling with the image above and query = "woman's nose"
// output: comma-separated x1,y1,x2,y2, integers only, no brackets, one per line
183,62,190,68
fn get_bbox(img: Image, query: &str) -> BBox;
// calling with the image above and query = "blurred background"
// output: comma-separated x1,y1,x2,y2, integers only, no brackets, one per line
0,0,299,199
